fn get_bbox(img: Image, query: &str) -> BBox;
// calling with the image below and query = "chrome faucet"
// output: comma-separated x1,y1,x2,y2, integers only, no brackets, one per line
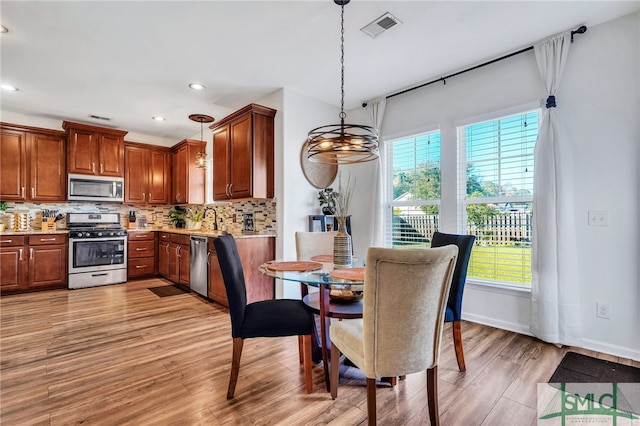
203,207,218,230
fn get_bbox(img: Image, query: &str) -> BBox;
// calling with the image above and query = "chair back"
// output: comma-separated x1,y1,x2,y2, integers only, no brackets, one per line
295,231,338,260
213,234,247,338
430,232,475,322
362,246,458,378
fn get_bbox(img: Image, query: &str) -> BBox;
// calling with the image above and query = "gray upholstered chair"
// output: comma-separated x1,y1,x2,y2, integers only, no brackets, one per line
329,245,458,426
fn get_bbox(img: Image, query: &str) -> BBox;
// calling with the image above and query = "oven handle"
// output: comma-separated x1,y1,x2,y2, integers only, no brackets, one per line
70,236,127,243
91,273,109,277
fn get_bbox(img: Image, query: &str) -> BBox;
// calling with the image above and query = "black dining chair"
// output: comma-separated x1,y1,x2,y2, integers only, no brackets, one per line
430,231,476,372
213,234,315,398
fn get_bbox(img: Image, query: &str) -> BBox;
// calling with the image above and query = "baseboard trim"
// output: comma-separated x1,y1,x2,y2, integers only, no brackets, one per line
462,312,532,336
581,338,640,362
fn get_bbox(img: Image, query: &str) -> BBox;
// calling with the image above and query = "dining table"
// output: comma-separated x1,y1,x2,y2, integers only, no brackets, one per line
259,258,364,391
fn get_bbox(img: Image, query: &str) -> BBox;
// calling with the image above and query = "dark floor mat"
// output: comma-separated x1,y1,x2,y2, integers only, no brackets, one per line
148,285,189,297
549,351,640,383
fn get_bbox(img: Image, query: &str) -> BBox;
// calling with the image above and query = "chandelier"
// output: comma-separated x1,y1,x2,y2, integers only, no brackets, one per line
307,0,379,165
189,114,214,168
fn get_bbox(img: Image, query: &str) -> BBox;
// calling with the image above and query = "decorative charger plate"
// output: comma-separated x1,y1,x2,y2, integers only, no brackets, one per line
266,261,323,272
300,140,338,189
329,267,365,282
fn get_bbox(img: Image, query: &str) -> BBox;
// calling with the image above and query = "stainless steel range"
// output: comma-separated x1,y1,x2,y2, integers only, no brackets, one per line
67,212,127,289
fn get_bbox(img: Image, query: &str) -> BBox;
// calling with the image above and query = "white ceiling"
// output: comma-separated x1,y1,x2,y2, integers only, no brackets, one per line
1,1,638,143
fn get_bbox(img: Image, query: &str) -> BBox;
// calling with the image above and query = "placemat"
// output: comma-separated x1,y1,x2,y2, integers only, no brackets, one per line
266,260,323,272
330,267,365,281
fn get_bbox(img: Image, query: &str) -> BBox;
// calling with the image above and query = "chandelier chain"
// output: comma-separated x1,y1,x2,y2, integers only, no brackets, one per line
339,3,346,120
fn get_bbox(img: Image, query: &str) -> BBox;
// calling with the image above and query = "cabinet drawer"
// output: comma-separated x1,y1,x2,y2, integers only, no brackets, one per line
28,234,66,246
128,257,155,278
128,231,155,241
128,240,155,258
170,233,190,245
158,232,170,242
0,236,26,247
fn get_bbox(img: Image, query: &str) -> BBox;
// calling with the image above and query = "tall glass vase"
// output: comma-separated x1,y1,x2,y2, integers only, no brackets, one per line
333,216,352,267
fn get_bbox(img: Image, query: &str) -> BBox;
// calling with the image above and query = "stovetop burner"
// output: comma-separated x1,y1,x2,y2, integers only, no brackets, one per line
67,212,126,239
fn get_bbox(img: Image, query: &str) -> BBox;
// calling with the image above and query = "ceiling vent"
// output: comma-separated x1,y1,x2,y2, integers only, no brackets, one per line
360,12,402,39
89,114,112,121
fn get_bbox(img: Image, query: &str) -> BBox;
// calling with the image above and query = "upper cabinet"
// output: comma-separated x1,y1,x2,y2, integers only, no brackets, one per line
171,139,205,205
124,142,171,205
63,121,127,177
210,104,276,200
0,123,66,202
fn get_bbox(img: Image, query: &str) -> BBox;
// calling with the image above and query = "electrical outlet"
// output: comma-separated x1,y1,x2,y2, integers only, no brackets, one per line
596,302,610,319
588,210,608,226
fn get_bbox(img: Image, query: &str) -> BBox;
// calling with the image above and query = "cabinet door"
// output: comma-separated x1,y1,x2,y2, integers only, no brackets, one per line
30,132,66,201
158,240,170,278
0,246,27,292
168,242,179,283
172,146,187,204
28,244,67,288
68,128,99,175
148,150,170,204
178,243,190,286
0,129,27,200
99,134,124,177
124,145,148,204
212,126,230,200
229,114,252,198
208,244,227,306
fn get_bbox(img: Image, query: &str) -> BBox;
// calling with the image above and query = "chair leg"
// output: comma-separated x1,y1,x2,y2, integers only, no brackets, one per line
366,378,377,426
330,341,340,399
427,366,439,426
303,334,313,393
227,337,244,399
298,335,304,364
452,321,466,372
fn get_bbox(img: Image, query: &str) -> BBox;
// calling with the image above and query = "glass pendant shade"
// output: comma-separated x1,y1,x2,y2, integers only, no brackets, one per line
189,113,214,169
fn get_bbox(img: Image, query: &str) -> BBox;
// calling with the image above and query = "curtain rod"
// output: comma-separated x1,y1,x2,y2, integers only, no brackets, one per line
362,25,587,107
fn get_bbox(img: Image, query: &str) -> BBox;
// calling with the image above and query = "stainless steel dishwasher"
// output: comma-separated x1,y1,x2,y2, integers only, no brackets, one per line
190,236,208,297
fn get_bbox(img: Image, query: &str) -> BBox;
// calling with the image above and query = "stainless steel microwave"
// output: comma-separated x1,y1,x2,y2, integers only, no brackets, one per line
68,174,124,202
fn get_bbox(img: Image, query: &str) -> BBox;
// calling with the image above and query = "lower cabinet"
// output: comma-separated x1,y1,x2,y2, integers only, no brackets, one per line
208,236,275,306
127,231,156,279
158,232,189,287
0,234,67,293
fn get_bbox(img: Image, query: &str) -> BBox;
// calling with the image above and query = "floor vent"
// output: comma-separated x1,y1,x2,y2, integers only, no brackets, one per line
360,12,402,39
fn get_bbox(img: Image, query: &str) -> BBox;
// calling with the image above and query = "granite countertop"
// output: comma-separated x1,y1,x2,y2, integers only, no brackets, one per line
0,228,275,238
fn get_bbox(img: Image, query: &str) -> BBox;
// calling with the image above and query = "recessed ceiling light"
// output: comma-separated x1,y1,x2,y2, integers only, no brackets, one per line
1,84,18,91
189,83,206,90
0,26,8,34
152,116,166,121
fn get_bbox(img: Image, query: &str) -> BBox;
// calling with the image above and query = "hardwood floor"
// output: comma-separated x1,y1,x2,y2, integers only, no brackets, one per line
1,278,637,425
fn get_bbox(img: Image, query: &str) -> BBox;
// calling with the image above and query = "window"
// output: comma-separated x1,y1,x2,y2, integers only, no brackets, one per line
386,131,441,246
458,110,539,286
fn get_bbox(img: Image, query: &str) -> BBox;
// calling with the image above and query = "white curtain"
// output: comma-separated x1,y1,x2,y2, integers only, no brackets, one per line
369,98,386,247
530,33,582,346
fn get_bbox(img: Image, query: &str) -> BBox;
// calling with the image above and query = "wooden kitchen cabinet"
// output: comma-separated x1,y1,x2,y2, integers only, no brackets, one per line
127,231,156,279
0,123,66,202
208,236,275,306
28,234,67,289
63,121,127,177
124,143,171,205
210,104,276,200
171,139,204,205
0,236,27,292
0,234,67,293
158,232,170,278
158,233,190,286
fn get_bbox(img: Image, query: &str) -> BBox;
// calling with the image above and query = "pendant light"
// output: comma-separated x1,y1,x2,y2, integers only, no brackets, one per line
307,0,379,165
189,113,214,169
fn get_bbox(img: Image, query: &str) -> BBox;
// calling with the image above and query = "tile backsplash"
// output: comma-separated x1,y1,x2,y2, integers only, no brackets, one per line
0,199,276,234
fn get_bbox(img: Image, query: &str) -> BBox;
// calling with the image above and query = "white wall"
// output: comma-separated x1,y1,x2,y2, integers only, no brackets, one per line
346,12,639,359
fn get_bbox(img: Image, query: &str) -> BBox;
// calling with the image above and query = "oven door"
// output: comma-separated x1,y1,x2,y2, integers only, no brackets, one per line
69,237,128,274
